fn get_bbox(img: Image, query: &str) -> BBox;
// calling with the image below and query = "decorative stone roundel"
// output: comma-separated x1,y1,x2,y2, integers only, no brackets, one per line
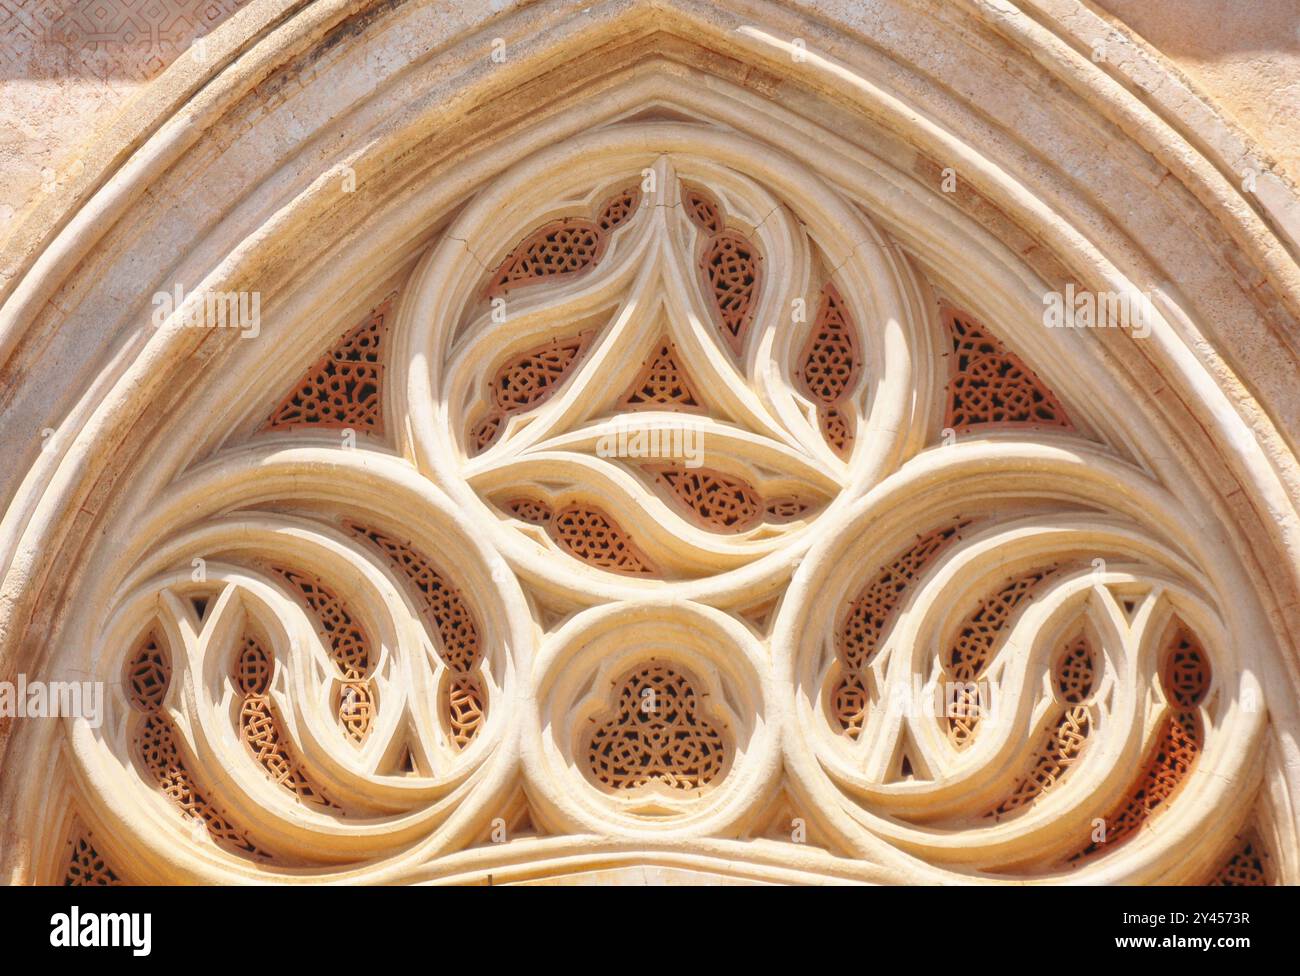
530,600,770,832
42,123,1277,885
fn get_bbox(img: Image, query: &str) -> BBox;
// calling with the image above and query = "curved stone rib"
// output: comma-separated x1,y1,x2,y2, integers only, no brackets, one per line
682,181,761,355
831,521,968,738
504,497,657,575
1067,626,1210,863
271,567,374,743
342,520,487,749
124,632,271,860
984,633,1097,820
235,636,340,808
944,568,1056,749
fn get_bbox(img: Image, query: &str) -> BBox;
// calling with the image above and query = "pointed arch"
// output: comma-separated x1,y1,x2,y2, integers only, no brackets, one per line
0,0,1297,886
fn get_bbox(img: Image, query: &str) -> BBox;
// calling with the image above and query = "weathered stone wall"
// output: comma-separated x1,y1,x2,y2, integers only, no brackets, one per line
4,2,1298,235
1097,0,1300,183
0,1,252,229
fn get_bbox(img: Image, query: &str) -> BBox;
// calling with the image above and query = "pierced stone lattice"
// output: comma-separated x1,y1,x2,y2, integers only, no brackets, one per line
504,497,554,526
618,338,703,411
484,186,640,297
471,331,595,453
945,568,1055,749
137,715,269,857
831,522,967,737
272,567,373,742
338,682,375,744
447,674,487,749
553,505,657,575
342,522,482,671
821,407,850,456
585,664,727,793
64,827,121,886
650,465,762,533
1209,833,1270,886
125,631,169,712
272,568,369,679
645,464,815,534
235,637,338,808
342,520,487,747
764,497,814,522
505,498,657,575
830,672,871,739
1165,629,1212,708
944,307,1072,433
488,222,601,294
597,188,641,232
682,181,760,355
234,635,272,696
1070,627,1210,862
701,233,761,355
124,634,269,858
262,299,391,434
985,634,1097,820
682,185,724,235
487,331,595,414
1056,635,1097,705
797,283,861,458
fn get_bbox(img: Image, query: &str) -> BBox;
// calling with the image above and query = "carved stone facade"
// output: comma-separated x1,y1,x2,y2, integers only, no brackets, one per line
1,1,1299,886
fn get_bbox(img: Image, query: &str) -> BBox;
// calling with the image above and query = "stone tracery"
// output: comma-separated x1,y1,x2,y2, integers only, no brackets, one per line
797,284,861,458
984,633,1096,821
125,633,271,860
235,636,339,808
483,186,641,298
271,566,375,743
22,119,1281,886
943,567,1057,749
342,520,488,747
618,338,704,412
1068,627,1211,863
943,307,1073,433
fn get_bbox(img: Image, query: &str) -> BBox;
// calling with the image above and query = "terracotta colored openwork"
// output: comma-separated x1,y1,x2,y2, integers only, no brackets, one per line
797,283,861,458
236,637,338,808
272,567,374,743
584,664,728,794
343,520,487,748
943,306,1073,433
125,634,270,860
263,299,392,435
1069,627,1210,861
483,186,640,298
